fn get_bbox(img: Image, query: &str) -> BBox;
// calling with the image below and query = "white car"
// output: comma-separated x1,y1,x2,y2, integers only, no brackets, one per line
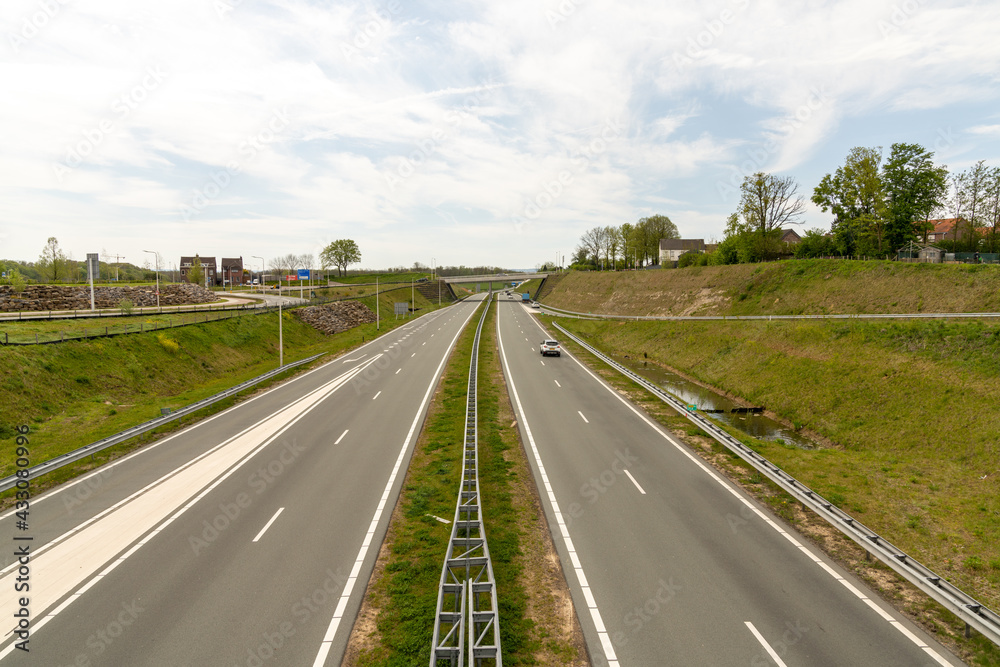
540,340,561,356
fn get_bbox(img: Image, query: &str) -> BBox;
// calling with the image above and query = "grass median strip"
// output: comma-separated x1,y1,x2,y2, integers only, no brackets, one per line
546,314,1000,666
344,301,585,666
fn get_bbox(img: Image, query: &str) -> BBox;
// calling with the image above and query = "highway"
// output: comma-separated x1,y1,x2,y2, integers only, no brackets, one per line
495,297,963,666
0,295,484,665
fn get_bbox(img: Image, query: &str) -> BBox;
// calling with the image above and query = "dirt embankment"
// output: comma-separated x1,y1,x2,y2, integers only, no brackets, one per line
541,260,1000,316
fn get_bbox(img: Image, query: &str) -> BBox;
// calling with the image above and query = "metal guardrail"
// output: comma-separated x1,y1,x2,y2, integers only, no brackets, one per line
553,321,1000,647
0,353,326,493
539,302,1000,321
431,294,502,666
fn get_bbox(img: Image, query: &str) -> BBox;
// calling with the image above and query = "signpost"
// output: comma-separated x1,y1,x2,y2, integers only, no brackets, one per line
394,302,408,319
297,269,310,299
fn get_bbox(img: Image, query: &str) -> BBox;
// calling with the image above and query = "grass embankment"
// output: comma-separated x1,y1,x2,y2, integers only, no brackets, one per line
0,285,448,500
542,260,1000,316
345,302,584,666
552,314,1000,664
0,309,257,344
327,272,431,285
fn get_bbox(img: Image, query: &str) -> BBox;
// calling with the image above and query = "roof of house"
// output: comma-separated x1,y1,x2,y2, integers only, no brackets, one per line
220,257,243,269
660,238,705,251
180,255,217,268
779,228,802,243
921,218,966,235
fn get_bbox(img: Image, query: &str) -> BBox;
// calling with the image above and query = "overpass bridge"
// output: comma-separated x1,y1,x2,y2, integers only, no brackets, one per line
441,272,548,284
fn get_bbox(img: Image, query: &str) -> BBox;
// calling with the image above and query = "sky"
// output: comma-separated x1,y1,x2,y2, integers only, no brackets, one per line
1,0,999,273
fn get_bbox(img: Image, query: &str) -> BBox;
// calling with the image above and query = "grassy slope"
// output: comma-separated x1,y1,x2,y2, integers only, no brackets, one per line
0,285,445,485
542,263,1000,621
543,260,1000,316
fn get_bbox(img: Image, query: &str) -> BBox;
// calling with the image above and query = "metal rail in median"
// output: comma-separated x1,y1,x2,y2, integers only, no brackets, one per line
0,353,325,493
431,294,502,666
552,321,1000,647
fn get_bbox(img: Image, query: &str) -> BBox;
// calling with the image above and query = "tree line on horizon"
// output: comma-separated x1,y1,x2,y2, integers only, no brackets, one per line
575,142,1000,268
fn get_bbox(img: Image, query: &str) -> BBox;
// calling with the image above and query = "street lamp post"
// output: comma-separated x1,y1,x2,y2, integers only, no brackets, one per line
252,256,264,294
143,250,160,310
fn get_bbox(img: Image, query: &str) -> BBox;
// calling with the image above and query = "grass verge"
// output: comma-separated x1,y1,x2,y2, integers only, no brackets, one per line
545,314,1000,666
344,300,585,666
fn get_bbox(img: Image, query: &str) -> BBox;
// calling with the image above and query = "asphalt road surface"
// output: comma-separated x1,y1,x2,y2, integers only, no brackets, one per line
495,297,963,667
0,296,484,666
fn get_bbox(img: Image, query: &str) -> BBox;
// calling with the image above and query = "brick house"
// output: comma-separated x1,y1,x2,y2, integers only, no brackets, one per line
180,255,217,285
220,257,244,286
918,218,972,243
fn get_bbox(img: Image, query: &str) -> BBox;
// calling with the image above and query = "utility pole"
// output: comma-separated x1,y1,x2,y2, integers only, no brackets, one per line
143,250,160,310
252,255,263,293
376,275,379,330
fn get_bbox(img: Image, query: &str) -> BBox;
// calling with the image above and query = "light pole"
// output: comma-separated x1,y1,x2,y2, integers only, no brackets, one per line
143,250,160,310
431,257,435,280
252,255,264,294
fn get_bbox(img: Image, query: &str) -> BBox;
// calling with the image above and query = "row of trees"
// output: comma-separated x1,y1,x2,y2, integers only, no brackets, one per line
573,215,679,269
721,143,1000,264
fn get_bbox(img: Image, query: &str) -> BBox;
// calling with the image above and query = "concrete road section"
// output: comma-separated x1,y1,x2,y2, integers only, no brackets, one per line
0,296,485,665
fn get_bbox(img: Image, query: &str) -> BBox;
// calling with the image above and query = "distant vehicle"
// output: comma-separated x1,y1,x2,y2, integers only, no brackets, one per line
522,292,530,302
252,279,259,285
540,340,561,356
531,302,540,309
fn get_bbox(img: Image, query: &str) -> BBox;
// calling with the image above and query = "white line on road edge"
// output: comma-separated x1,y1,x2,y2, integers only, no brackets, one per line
745,621,789,667
496,314,619,667
253,508,284,542
623,470,646,494
335,430,349,445
311,300,481,667
372,391,382,400
578,411,589,423
0,356,383,659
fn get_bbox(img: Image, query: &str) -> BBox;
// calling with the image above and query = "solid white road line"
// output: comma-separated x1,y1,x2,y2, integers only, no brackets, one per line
623,470,646,495
578,411,589,423
372,391,382,400
745,621,789,667
496,313,619,667
0,356,383,656
311,301,481,666
253,508,284,543
335,430,349,445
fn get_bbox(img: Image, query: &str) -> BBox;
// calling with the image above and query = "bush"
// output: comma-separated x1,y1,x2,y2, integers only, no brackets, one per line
157,333,179,354
118,298,135,315
678,251,703,268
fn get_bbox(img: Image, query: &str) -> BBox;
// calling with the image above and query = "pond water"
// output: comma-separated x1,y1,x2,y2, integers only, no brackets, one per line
612,354,820,449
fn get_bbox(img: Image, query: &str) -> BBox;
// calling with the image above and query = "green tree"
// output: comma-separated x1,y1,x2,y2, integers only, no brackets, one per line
8,268,27,293
636,214,679,265
38,236,68,282
793,229,835,259
983,167,1000,253
812,147,887,256
738,172,805,236
619,222,635,269
187,256,204,286
881,143,949,251
320,239,362,277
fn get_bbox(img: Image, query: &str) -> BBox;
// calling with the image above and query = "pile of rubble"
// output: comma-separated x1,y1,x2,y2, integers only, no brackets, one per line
294,301,377,334
0,283,220,312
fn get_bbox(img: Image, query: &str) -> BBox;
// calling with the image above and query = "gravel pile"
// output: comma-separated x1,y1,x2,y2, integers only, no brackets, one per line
294,300,377,334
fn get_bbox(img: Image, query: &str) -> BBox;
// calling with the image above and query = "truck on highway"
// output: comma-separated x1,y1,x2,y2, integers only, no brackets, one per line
522,292,530,302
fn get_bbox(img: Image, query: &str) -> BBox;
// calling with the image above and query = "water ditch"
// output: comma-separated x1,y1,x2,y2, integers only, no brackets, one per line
611,354,821,449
